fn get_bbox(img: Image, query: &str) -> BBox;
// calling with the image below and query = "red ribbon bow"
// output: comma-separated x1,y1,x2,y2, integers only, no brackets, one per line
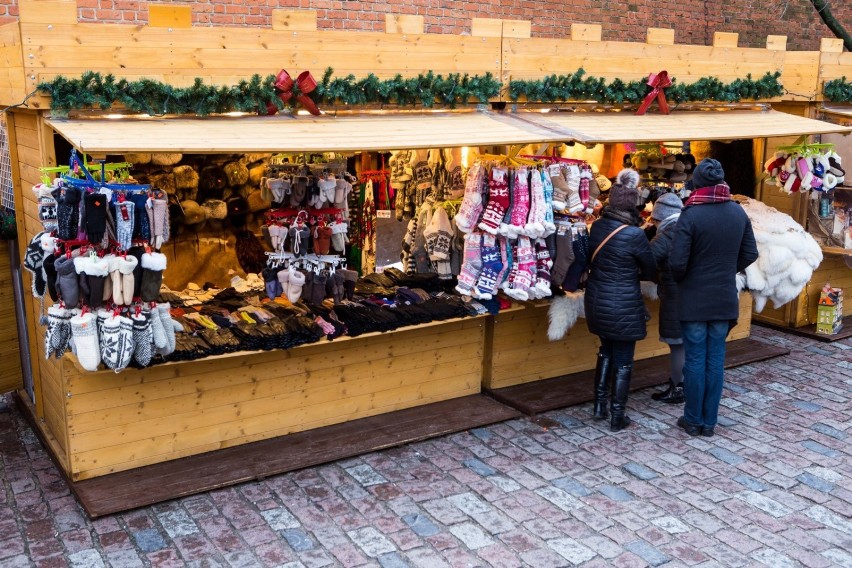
274,69,321,116
635,71,672,116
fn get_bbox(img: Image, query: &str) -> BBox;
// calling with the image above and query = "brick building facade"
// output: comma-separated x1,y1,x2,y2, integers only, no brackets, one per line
0,0,849,51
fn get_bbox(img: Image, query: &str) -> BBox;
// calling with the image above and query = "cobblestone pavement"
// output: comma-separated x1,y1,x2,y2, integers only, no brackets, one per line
1,324,851,568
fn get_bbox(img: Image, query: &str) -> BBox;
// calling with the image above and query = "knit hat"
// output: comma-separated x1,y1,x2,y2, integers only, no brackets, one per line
692,158,725,189
651,192,683,221
608,168,640,211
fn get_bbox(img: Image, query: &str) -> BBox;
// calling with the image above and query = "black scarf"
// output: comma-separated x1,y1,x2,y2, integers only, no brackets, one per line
601,206,641,226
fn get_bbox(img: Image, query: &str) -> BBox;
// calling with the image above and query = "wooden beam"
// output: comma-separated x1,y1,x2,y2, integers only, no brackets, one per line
502,20,531,39
570,24,601,42
385,14,424,35
271,10,317,32
471,18,503,38
713,32,739,48
766,35,787,51
148,5,192,29
820,38,843,53
17,0,77,24
646,28,675,45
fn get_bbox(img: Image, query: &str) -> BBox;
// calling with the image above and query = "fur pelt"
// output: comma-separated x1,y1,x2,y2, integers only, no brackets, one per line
640,280,659,300
547,290,585,341
737,197,822,312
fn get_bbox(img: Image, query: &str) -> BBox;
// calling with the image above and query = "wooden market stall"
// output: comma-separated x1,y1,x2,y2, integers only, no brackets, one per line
1,0,850,515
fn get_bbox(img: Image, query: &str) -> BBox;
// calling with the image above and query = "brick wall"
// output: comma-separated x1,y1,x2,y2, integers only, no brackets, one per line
0,0,849,51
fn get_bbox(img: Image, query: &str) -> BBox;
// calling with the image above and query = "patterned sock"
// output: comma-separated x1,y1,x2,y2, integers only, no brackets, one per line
455,162,485,233
549,165,569,210
454,231,484,295
474,233,503,299
541,169,556,236
579,166,593,212
534,238,553,297
501,239,521,299
478,166,509,235
512,236,536,300
565,165,584,213
506,167,530,239
550,222,576,289
524,168,546,239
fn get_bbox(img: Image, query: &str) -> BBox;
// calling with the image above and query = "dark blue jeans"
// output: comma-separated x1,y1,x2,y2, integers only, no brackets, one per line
681,320,729,428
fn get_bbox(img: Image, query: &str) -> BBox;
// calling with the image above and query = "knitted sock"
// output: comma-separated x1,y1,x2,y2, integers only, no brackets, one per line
53,186,81,241
541,170,556,236
140,252,167,302
478,166,509,235
45,305,72,359
101,314,134,371
501,239,523,300
158,303,176,355
70,311,100,371
562,232,590,292
454,162,485,233
549,165,569,211
534,238,554,297
148,305,168,350
550,224,576,289
507,167,531,239
131,312,154,367
84,193,108,244
455,231,484,296
579,167,592,211
514,236,537,300
54,255,80,308
287,269,305,303
474,233,503,299
117,255,138,305
564,165,584,213
525,168,546,239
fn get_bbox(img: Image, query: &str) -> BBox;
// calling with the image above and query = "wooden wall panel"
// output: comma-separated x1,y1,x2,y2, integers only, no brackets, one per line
0,247,22,393
0,22,27,107
63,318,484,480
794,255,852,326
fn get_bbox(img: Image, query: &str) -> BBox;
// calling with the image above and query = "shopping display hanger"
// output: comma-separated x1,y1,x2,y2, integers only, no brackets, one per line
479,145,540,167
776,135,835,157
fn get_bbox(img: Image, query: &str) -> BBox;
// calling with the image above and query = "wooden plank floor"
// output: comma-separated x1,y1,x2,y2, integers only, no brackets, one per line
753,317,852,343
18,394,521,518
486,338,791,416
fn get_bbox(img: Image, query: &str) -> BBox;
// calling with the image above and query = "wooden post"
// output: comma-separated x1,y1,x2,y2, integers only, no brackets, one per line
646,28,675,45
385,14,424,35
271,10,318,32
713,32,739,48
570,24,602,42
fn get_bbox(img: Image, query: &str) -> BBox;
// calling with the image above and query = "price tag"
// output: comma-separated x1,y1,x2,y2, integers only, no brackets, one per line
376,210,392,219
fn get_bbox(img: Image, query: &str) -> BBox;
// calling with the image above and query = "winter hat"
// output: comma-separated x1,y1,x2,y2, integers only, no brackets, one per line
199,165,227,200
23,232,47,298
227,196,249,228
202,199,228,220
151,153,183,166
180,200,207,225
692,158,725,189
608,168,640,211
651,192,683,221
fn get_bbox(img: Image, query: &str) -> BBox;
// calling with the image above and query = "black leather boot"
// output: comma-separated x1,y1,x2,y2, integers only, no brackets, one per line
592,351,612,421
653,381,684,404
610,364,633,432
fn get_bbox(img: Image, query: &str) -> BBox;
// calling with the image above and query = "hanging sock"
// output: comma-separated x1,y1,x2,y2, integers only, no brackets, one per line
533,238,554,298
477,166,509,235
540,169,557,236
525,168,547,239
454,162,485,233
474,233,504,300
504,167,530,239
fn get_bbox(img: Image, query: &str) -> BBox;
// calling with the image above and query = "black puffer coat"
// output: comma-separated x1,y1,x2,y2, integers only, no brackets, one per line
585,208,657,341
649,215,681,342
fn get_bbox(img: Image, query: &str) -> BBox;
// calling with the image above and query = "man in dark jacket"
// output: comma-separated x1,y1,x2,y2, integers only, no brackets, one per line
669,159,758,437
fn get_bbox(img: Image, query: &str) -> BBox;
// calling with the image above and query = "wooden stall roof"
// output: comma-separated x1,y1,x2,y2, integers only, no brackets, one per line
44,111,569,153
821,106,852,124
46,108,851,154
519,109,852,144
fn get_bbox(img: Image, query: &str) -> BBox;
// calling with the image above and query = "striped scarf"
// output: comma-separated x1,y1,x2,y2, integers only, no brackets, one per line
685,184,731,206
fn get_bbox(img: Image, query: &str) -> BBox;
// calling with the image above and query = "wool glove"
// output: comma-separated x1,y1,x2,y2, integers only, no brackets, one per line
140,251,167,302
53,186,82,241
74,255,110,309
54,255,80,308
129,192,151,241
84,193,108,244
114,200,135,251
70,311,101,371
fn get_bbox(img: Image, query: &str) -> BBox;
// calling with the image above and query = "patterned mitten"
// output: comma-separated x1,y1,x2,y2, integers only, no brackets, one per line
148,305,168,350
549,165,569,211
95,308,111,356
84,193,108,245
478,166,509,235
53,186,81,241
506,167,530,239
113,199,134,251
55,255,80,308
474,233,504,300
101,314,134,371
140,252,167,302
131,312,154,367
534,238,553,298
454,162,486,233
541,170,556,236
45,304,72,359
157,303,176,355
70,311,100,371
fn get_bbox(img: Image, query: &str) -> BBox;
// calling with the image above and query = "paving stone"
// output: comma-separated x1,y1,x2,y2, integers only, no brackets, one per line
462,458,496,477
448,522,494,550
751,548,798,568
736,491,793,518
805,467,844,483
708,447,744,465
598,485,634,502
157,509,199,538
796,472,836,493
811,423,847,440
347,527,396,557
487,476,522,493
801,440,841,457
346,464,388,487
622,462,658,481
401,514,439,538
732,474,770,492
534,486,582,512
650,516,690,534
551,477,592,497
624,539,670,566
281,529,314,552
548,537,596,564
131,529,167,554
377,551,410,568
792,401,823,412
261,507,301,531
67,549,106,568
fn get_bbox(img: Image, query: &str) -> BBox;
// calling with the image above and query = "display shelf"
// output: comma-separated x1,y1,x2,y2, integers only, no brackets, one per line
820,245,852,256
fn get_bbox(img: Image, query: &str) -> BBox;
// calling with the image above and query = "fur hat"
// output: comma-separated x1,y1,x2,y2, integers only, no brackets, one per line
202,199,228,220
247,189,272,213
199,166,227,200
224,161,249,186
692,158,725,188
651,192,683,221
173,165,199,190
151,153,183,166
608,168,640,211
181,200,207,225
227,196,250,228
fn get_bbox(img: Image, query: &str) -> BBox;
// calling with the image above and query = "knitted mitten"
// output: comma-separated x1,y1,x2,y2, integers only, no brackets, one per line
525,168,546,239
84,193,108,244
95,308,110,355
114,200,135,251
330,221,348,253
277,268,290,296
478,166,509,235
101,314,134,371
116,255,138,305
262,267,283,300
290,176,308,207
157,303,176,355
129,192,151,242
534,238,554,298
541,169,557,236
45,304,72,359
549,165,569,211
43,253,59,303
332,270,345,304
140,252,167,302
148,305,168,350
289,225,310,257
104,254,119,304
287,268,305,303
340,269,358,301
54,255,80,308
53,186,81,241
79,255,110,309
455,231,484,296
131,312,154,367
474,233,503,300
70,311,100,371
550,223,576,289
506,167,531,239
313,225,332,255
310,273,327,305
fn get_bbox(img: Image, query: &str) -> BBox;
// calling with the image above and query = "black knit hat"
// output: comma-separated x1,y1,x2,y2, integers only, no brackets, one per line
692,158,725,188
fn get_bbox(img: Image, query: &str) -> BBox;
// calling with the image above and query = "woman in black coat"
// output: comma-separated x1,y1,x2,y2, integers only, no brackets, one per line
585,169,657,432
647,192,685,404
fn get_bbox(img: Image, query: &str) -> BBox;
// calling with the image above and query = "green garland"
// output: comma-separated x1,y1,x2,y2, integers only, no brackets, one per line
0,209,16,240
824,76,852,102
508,69,783,104
37,69,502,115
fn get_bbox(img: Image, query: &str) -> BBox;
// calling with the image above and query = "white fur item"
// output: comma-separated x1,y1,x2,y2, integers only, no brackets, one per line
616,168,640,190
141,251,168,272
547,290,585,341
640,281,659,300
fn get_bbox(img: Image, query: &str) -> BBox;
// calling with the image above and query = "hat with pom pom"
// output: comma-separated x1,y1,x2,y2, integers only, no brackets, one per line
608,168,641,211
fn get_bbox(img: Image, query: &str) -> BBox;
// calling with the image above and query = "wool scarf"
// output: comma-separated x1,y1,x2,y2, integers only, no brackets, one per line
685,184,731,206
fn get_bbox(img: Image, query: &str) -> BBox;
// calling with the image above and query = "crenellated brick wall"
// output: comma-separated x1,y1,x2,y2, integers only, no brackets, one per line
0,0,849,52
